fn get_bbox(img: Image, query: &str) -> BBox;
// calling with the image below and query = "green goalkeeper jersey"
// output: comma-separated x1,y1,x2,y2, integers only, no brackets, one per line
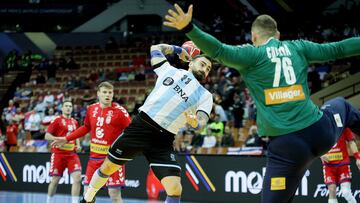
186,25,360,136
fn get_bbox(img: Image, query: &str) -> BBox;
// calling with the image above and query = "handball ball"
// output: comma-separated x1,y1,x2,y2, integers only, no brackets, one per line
181,41,201,58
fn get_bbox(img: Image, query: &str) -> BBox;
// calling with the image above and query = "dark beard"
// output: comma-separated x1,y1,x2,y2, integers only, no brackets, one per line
192,71,205,81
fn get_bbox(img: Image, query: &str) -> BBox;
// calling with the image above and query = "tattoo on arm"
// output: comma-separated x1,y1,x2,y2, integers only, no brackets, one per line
150,44,174,67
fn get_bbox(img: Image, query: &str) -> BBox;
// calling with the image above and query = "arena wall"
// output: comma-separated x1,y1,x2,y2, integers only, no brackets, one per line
1,152,359,203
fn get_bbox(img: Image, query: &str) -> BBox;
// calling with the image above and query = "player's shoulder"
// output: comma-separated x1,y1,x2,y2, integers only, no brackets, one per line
343,128,355,139
203,90,213,101
112,102,127,111
343,127,352,134
157,61,175,71
87,102,100,110
283,39,309,47
236,43,254,48
276,39,309,54
50,115,62,123
205,90,213,98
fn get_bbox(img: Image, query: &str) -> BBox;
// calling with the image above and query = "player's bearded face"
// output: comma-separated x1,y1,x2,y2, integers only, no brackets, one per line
97,87,114,105
190,57,211,81
192,70,205,81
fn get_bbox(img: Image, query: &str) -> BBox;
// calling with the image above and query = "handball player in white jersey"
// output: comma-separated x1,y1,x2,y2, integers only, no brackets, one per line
80,43,213,203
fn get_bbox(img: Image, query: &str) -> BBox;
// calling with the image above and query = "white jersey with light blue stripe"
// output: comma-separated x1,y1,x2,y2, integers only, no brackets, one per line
139,62,213,134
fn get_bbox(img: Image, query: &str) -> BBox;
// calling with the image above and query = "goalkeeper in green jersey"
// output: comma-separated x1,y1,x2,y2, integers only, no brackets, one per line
164,4,360,203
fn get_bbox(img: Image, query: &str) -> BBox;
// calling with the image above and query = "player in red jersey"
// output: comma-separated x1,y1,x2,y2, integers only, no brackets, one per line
53,81,131,203
45,100,82,203
5,119,18,151
321,128,360,203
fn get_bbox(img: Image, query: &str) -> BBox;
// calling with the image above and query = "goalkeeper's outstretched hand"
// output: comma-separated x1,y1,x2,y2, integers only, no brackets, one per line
164,4,193,30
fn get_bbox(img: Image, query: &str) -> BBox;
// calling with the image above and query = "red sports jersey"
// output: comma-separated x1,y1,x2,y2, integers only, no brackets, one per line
69,102,131,158
6,124,18,145
323,128,355,166
47,115,79,153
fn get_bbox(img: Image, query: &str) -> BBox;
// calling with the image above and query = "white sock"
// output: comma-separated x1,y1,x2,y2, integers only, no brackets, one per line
345,196,357,203
71,196,79,203
329,199,338,203
84,169,109,202
46,196,52,203
341,182,357,203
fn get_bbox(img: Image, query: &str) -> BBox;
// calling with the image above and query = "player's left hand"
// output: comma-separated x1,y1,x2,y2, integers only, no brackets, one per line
356,159,360,171
184,111,198,128
51,137,67,147
164,4,193,30
178,48,191,62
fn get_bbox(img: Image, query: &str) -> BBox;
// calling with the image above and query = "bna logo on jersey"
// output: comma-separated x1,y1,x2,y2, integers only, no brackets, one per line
163,77,174,86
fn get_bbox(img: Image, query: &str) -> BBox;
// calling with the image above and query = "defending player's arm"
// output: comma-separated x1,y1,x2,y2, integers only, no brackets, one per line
185,25,257,73
184,111,209,130
164,4,257,73
150,44,190,68
297,37,360,63
52,125,90,147
348,139,360,170
45,132,57,141
114,103,132,130
66,125,90,141
52,111,91,147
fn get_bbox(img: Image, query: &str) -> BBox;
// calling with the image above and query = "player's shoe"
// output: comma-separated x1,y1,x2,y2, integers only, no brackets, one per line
79,197,95,203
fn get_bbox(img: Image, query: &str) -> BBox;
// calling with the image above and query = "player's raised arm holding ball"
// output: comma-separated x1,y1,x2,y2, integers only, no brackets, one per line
164,3,360,203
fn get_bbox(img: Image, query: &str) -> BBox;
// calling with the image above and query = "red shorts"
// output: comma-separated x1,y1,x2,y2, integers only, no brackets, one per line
323,164,352,185
83,159,125,187
50,153,82,176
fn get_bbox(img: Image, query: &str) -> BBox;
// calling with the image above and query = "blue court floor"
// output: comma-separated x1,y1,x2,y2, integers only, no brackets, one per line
0,191,199,203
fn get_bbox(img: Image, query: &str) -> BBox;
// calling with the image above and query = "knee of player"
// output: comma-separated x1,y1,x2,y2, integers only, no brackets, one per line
108,188,122,200
50,176,61,184
163,181,182,196
100,158,121,175
328,185,336,196
327,184,336,192
71,172,82,182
